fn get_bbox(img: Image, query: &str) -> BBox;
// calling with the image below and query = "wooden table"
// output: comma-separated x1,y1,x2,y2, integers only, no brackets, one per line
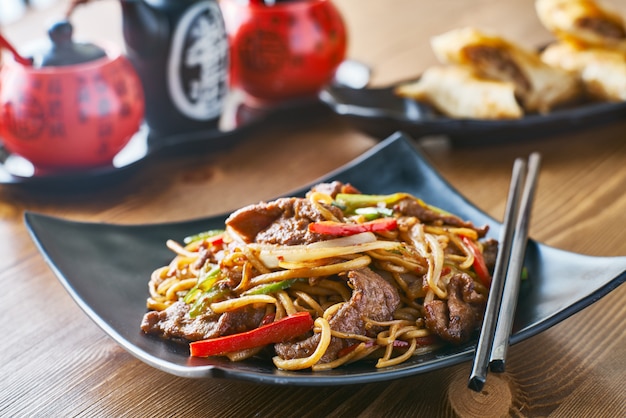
1,1,625,416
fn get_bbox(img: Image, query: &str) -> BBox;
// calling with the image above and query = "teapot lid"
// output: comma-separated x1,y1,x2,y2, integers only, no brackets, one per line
40,20,107,67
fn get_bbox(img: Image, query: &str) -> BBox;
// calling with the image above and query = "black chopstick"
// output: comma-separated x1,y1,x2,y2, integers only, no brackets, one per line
489,152,541,372
467,157,527,392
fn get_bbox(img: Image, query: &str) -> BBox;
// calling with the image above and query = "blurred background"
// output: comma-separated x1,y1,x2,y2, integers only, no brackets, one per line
4,0,626,87
1,0,66,27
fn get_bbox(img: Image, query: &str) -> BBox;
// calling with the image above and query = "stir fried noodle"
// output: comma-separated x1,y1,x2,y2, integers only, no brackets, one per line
142,182,495,371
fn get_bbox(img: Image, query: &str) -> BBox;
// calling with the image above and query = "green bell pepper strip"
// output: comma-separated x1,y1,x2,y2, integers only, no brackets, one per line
334,193,409,213
308,218,398,236
188,287,229,318
335,193,451,216
189,312,314,357
186,266,227,317
354,207,394,220
243,279,300,296
183,229,225,245
183,265,221,304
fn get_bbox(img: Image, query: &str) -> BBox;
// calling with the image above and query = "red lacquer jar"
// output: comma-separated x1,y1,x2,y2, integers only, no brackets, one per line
0,44,144,170
220,0,347,105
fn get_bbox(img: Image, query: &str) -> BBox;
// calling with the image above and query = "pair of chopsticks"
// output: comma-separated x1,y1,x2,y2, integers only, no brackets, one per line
468,153,541,392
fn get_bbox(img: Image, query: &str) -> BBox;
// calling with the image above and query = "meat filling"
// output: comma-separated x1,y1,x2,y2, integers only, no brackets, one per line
463,45,532,94
577,16,626,40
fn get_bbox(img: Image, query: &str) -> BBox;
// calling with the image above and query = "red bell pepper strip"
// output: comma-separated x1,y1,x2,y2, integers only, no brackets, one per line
308,218,398,236
189,312,314,357
461,236,492,287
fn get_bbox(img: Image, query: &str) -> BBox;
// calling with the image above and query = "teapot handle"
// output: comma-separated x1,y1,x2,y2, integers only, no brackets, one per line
0,33,33,66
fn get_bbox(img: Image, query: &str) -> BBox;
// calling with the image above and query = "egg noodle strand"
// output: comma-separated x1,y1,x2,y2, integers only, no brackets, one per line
145,191,491,370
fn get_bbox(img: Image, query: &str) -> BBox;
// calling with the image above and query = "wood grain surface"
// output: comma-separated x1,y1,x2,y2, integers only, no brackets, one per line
1,1,624,417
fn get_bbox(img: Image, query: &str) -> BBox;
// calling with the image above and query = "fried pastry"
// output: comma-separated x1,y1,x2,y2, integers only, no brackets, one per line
431,27,581,113
395,66,524,120
541,41,626,101
536,0,626,51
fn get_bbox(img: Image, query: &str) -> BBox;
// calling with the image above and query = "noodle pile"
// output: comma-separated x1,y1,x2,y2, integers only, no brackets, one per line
144,187,493,370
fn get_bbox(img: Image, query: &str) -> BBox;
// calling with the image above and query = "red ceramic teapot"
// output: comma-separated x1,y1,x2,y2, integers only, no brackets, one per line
220,0,348,105
0,20,144,171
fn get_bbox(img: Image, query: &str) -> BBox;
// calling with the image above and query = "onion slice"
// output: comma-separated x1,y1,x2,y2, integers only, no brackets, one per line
247,232,402,268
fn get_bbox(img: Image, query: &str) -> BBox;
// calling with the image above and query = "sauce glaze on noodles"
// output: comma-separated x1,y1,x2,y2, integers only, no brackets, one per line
143,185,493,370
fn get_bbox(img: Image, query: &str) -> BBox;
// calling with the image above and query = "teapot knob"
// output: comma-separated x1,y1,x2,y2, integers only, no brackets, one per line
40,20,107,67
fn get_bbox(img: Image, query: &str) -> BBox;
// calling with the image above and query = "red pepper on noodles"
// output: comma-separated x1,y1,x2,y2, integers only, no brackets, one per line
308,218,397,236
462,236,492,287
190,312,314,357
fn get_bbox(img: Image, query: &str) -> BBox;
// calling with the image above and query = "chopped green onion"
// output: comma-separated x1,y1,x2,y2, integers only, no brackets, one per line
335,193,409,213
183,229,225,245
335,192,452,217
354,207,394,220
183,288,202,304
243,279,300,295
183,265,221,304
189,287,229,318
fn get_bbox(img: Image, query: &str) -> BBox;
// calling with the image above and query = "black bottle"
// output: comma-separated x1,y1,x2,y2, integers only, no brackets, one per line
121,0,229,140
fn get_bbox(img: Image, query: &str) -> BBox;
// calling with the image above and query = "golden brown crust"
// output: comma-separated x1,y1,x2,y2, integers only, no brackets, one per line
536,0,626,50
395,66,524,120
430,27,581,113
541,41,626,101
